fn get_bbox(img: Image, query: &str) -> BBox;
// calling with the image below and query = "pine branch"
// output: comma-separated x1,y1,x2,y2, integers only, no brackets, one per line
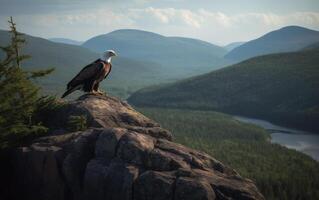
8,16,26,68
17,54,31,62
28,68,55,79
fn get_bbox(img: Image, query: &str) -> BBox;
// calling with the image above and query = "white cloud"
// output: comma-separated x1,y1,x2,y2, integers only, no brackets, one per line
126,8,319,44
129,8,319,32
231,12,319,27
130,7,203,28
1,6,318,44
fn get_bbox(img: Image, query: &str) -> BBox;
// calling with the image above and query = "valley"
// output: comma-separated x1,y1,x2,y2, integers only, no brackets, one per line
129,48,319,133
1,24,319,200
135,107,319,200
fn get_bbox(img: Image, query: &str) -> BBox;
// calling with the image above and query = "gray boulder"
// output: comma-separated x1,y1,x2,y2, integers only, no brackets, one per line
9,95,264,200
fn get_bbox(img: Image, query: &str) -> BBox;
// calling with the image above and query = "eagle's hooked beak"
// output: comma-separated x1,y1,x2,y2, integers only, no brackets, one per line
111,52,117,57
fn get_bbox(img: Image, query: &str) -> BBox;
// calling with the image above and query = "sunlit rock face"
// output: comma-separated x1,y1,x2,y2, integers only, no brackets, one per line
9,95,264,200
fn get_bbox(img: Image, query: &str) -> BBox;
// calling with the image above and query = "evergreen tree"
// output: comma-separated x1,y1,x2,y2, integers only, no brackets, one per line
0,17,54,148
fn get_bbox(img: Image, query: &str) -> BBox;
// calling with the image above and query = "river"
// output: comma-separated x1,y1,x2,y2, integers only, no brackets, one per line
234,116,319,161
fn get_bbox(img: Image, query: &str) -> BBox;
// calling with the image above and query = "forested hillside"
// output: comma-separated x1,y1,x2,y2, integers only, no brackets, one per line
137,107,319,200
129,49,319,132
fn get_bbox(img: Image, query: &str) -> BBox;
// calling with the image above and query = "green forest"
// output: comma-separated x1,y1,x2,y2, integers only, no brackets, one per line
129,49,319,132
137,107,319,200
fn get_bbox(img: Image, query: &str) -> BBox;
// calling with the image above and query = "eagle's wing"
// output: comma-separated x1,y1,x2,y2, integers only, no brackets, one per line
67,62,103,89
104,63,112,79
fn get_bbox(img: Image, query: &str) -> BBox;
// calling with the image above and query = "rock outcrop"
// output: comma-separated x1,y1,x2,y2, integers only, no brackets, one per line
8,95,264,200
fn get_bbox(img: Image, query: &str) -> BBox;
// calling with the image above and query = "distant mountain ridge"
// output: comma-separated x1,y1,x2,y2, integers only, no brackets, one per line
0,30,168,98
49,38,83,45
224,41,245,51
0,29,230,99
302,42,319,51
0,30,98,84
2,26,319,101
225,26,319,62
82,29,229,77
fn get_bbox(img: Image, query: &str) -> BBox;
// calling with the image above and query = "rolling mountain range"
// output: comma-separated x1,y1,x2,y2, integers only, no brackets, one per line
128,47,319,132
1,26,319,105
0,29,234,98
49,38,83,45
82,29,229,77
0,30,167,97
224,41,245,51
0,30,98,93
303,42,319,51
225,26,319,62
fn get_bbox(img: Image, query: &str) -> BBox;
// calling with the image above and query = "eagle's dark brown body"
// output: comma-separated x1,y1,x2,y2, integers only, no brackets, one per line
61,59,112,98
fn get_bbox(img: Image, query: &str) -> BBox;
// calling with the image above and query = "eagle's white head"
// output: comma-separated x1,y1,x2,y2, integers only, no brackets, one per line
102,50,117,63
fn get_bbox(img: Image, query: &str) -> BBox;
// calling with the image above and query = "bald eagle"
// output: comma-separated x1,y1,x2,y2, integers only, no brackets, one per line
61,50,117,98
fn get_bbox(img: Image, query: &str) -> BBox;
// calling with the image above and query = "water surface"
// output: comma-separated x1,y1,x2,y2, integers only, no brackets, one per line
234,116,319,161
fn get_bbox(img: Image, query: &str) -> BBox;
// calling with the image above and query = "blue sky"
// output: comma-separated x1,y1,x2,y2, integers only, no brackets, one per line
0,0,319,45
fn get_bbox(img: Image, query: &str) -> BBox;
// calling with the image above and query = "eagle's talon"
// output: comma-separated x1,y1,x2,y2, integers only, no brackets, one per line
88,91,98,96
96,90,106,95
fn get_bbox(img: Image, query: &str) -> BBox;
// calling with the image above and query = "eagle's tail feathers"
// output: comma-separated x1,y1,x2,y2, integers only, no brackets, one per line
61,85,82,98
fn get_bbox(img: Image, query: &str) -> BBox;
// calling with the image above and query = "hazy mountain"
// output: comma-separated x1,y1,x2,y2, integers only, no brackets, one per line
82,29,229,77
0,30,167,98
168,36,227,57
225,26,319,62
49,38,83,45
0,30,98,85
302,42,319,51
129,49,319,132
224,41,245,51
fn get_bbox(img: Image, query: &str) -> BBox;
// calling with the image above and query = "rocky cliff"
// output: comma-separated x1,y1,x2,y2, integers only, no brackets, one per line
6,95,264,200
